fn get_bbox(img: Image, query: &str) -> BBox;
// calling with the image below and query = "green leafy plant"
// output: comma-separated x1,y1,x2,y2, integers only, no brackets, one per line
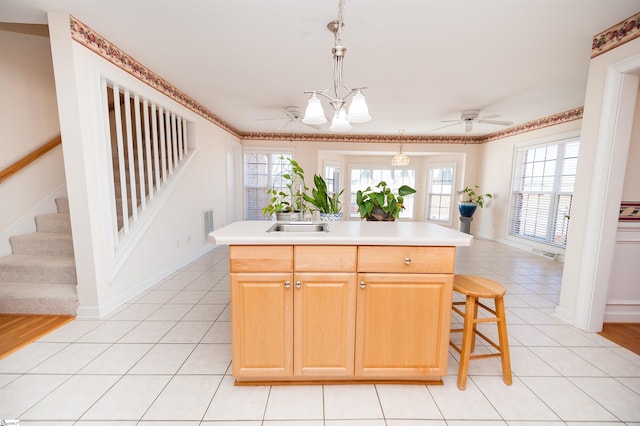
459,185,493,208
261,157,309,218
356,181,416,220
303,174,343,214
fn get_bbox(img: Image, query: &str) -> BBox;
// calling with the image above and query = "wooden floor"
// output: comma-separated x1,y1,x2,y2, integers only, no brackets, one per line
0,314,74,360
598,322,640,355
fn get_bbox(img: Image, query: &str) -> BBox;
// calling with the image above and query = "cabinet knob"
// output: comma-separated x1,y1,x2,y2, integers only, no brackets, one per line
404,257,412,265
360,281,366,289
295,281,302,289
284,280,291,288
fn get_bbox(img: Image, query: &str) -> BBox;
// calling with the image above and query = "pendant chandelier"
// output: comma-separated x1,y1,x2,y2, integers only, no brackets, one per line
391,130,410,166
302,0,371,132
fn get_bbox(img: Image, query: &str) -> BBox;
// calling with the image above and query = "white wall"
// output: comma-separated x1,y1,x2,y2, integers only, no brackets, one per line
605,77,640,322
48,13,235,317
558,36,640,331
0,24,65,254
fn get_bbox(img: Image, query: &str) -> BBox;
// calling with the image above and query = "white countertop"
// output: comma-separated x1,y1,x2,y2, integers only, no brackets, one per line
209,220,473,246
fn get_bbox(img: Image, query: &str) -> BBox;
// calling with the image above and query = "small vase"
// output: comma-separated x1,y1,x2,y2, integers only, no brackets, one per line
458,201,478,218
319,212,343,222
366,208,396,221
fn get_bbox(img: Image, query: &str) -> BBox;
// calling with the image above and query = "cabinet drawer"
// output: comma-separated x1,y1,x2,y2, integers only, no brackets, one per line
358,246,455,273
294,246,357,272
230,245,293,272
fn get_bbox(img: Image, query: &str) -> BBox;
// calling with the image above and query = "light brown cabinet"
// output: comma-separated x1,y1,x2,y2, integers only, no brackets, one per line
229,244,455,383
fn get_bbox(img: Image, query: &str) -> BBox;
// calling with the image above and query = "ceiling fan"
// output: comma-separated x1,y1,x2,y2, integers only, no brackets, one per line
257,106,321,130
434,109,514,133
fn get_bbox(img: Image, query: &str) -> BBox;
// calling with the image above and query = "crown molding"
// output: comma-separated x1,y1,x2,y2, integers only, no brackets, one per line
592,12,640,59
70,15,583,145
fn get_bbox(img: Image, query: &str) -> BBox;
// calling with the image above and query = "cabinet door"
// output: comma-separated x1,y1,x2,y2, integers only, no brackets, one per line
231,272,293,378
294,272,357,377
355,273,453,378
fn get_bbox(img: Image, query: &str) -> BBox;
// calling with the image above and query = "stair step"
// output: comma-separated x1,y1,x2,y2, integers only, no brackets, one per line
0,282,78,315
35,213,71,233
0,254,77,284
10,232,74,256
56,197,69,213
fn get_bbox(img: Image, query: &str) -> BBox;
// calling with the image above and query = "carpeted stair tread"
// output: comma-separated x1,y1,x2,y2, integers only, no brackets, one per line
0,254,76,284
0,282,78,315
56,197,69,213
35,213,72,233
9,232,74,256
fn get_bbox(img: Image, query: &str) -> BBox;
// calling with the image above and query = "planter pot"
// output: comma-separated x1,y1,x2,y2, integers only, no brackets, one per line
365,208,396,221
276,212,295,221
458,201,478,218
319,212,343,222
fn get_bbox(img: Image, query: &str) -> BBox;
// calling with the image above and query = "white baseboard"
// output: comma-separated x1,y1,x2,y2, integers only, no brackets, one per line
82,243,219,319
554,305,575,325
604,300,640,323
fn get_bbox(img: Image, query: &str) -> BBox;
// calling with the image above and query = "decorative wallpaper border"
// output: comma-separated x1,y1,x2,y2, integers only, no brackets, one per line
592,12,640,59
240,108,583,144
69,16,241,138
70,15,583,145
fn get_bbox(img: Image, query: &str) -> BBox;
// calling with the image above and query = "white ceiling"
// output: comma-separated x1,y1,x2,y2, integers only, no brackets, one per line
2,0,640,137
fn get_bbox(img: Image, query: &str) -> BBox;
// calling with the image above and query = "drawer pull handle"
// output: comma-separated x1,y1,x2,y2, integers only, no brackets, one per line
360,281,366,289
284,281,291,288
295,281,302,289
405,257,412,265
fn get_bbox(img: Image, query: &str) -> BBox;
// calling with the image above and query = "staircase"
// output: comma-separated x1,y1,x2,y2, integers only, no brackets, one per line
0,197,78,315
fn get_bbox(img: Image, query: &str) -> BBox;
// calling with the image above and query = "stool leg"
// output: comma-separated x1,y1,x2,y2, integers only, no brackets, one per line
457,295,477,390
470,298,479,353
495,296,512,386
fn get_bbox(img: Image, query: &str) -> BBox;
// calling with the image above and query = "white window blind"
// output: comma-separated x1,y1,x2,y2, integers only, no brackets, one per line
509,140,579,247
243,152,292,220
426,165,454,222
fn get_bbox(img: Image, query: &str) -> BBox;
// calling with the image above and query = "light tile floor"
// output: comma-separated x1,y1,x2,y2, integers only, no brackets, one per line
1,238,639,425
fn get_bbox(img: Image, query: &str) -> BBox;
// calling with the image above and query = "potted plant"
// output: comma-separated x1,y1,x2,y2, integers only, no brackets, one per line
356,181,416,221
458,185,493,218
304,174,344,221
262,157,310,220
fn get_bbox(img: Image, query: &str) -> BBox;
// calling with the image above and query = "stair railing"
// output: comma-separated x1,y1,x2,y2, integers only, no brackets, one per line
0,135,62,184
102,79,193,257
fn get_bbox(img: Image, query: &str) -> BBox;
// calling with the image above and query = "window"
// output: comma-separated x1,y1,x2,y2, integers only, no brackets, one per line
426,165,455,223
349,167,416,219
509,139,579,247
323,162,341,196
243,151,292,220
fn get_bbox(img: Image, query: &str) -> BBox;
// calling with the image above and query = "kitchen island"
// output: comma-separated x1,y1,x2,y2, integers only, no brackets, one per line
209,220,473,384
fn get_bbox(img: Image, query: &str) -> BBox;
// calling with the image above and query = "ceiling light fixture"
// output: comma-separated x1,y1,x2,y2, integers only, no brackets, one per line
302,0,371,132
391,130,410,166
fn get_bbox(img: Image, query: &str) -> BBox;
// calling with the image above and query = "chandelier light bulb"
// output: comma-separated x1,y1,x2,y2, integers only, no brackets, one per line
329,108,352,132
346,90,371,123
302,94,328,125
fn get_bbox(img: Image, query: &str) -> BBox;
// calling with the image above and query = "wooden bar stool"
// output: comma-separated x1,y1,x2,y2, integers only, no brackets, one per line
450,274,512,390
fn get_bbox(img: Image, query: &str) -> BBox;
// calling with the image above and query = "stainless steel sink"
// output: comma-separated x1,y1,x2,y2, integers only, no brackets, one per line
267,222,329,233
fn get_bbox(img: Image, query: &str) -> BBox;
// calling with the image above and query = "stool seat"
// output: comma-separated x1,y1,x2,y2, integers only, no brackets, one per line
450,274,512,390
454,274,506,298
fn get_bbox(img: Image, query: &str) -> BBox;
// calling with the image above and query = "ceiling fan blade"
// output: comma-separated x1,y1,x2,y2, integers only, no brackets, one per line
303,122,322,130
432,121,462,131
256,117,286,121
465,121,473,133
277,120,292,130
477,119,514,126
477,114,500,120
